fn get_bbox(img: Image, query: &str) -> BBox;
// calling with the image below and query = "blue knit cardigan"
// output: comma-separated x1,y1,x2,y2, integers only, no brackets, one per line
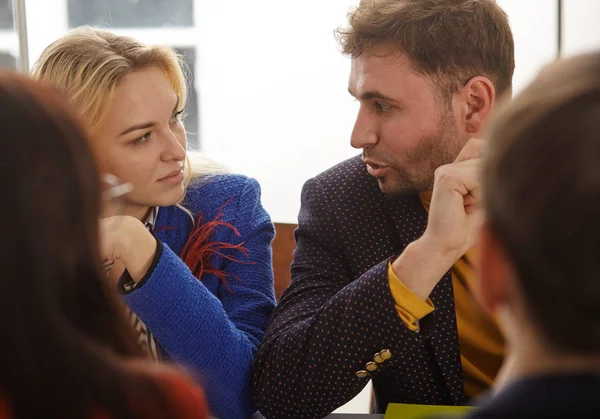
122,174,276,419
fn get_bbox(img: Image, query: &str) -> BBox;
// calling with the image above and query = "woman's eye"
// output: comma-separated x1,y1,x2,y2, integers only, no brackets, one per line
133,131,152,145
170,110,184,124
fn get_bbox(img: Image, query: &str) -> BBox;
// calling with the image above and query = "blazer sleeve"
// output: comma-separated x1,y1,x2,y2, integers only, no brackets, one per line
253,177,433,419
123,177,276,419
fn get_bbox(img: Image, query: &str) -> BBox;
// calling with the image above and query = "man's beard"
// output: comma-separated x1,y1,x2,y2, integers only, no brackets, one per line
377,111,463,198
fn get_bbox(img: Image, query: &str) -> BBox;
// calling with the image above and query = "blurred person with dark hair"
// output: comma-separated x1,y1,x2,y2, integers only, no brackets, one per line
0,73,208,419
455,51,600,419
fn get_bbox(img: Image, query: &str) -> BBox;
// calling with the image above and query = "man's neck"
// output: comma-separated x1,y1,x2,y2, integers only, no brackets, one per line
495,336,600,393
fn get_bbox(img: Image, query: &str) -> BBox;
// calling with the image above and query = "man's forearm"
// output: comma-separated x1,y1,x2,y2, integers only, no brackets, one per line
391,235,459,300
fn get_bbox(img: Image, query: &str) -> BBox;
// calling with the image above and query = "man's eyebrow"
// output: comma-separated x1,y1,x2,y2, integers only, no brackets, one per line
348,87,396,102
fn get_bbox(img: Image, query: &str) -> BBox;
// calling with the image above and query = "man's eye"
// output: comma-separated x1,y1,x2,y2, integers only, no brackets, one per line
375,102,391,112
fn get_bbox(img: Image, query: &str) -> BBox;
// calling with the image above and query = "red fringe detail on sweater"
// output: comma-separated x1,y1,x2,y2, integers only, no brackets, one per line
177,199,254,292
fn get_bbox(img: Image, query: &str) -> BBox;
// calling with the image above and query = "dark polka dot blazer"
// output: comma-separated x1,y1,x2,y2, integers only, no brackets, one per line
253,156,465,419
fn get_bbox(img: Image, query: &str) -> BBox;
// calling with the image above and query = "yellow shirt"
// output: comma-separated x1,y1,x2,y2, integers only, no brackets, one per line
388,191,505,398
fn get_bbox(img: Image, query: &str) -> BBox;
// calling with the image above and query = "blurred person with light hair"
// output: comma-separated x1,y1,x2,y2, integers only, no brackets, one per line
33,27,276,419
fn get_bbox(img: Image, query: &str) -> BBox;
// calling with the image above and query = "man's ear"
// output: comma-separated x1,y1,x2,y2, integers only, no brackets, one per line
476,221,512,315
457,76,495,135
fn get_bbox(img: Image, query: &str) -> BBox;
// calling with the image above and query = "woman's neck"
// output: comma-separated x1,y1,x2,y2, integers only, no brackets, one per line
126,205,152,222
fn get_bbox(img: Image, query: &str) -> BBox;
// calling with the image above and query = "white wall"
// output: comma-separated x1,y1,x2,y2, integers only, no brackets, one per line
197,0,359,224
497,0,558,92
563,0,600,55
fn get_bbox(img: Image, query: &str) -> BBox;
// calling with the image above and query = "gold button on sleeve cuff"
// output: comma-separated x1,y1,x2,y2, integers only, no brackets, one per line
355,370,369,378
365,362,378,372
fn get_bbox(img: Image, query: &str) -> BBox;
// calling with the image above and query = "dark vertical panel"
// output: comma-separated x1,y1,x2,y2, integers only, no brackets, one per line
0,51,16,69
557,0,563,57
0,0,13,29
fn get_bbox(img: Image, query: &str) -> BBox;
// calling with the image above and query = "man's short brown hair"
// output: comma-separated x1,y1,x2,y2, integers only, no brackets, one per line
336,0,515,100
484,52,600,353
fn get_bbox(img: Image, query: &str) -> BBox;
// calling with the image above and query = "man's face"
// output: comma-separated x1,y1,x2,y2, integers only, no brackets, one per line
348,49,467,196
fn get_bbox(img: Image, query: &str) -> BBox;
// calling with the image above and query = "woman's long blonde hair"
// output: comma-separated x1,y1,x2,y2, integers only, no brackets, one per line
32,26,226,186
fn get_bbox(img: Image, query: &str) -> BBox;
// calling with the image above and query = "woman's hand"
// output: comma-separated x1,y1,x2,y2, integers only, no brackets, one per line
100,215,158,283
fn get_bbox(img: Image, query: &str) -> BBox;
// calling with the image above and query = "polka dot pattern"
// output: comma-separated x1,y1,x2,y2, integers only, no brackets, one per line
253,156,465,419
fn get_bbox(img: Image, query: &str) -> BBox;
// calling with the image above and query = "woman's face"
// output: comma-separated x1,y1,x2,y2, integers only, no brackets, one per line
94,66,187,217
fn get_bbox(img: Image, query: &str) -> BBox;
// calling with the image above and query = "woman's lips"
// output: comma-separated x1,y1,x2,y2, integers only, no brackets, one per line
158,171,184,183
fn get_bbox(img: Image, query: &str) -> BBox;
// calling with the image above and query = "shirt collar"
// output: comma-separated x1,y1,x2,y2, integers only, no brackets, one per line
144,207,159,231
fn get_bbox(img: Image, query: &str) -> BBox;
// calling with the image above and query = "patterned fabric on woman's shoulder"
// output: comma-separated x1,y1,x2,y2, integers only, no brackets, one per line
179,174,258,289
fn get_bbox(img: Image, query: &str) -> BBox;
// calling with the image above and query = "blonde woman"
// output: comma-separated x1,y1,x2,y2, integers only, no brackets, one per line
33,27,275,419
